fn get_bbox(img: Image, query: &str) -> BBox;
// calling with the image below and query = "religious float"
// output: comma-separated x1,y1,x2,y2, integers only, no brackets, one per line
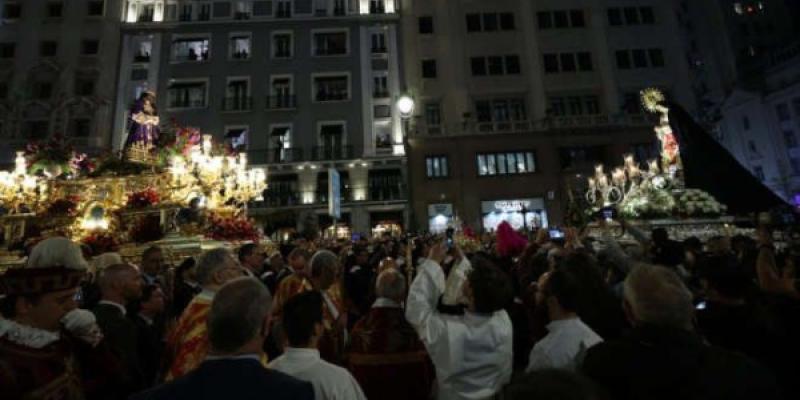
0,92,267,272
579,88,785,242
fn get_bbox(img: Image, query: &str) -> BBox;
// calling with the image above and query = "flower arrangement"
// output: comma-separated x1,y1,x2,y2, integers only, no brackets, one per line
24,134,79,177
619,185,676,219
157,125,203,165
677,189,727,218
81,232,120,256
126,188,160,209
43,195,80,217
129,215,164,243
206,213,260,242
70,153,96,176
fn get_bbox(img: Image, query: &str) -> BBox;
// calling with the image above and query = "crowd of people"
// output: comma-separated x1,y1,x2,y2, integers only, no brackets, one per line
1,217,799,400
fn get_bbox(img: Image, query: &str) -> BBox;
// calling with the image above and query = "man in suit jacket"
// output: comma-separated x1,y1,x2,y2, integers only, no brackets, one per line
130,283,168,386
91,263,145,397
133,277,314,400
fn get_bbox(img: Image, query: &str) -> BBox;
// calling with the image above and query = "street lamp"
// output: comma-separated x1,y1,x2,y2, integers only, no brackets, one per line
396,94,416,232
397,95,416,118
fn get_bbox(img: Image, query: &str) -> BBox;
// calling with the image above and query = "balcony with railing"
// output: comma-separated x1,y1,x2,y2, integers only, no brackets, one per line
316,188,352,205
262,191,301,208
373,90,390,99
312,146,354,161
249,147,308,165
266,95,297,110
222,97,253,112
413,113,659,138
168,98,205,109
368,184,406,202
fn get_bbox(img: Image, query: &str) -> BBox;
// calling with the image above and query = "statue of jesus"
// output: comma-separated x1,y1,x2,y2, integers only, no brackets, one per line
124,91,160,149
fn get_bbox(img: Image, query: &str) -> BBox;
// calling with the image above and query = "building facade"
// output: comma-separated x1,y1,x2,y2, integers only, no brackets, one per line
716,49,800,203
114,0,408,238
400,0,697,232
673,0,799,124
0,0,124,160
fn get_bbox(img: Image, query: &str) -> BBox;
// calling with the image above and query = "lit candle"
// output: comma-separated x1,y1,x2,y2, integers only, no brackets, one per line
594,164,604,178
14,151,26,175
612,168,625,185
202,135,212,155
624,154,635,169
598,175,608,189
648,159,659,173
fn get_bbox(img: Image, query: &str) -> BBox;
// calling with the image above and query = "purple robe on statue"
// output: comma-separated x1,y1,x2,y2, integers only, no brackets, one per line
125,99,160,147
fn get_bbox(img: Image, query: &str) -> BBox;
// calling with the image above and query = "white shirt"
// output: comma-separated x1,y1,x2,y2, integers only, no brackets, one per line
526,317,603,373
268,348,366,400
405,260,513,400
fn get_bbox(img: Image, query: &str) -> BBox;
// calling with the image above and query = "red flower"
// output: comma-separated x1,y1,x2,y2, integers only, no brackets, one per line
127,188,160,209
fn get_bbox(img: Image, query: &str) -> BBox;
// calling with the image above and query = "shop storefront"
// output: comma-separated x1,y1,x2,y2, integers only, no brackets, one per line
319,213,351,239
370,211,404,237
427,203,453,233
481,198,548,231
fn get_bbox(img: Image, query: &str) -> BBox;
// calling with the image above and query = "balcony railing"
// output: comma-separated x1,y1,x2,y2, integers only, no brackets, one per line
168,99,205,109
198,12,210,21
222,96,253,111
133,54,150,63
312,146,354,161
373,90,390,99
371,46,387,54
316,188,352,204
315,91,349,102
368,184,407,202
411,113,659,138
173,52,209,62
266,95,297,110
234,12,251,20
270,148,304,163
262,191,301,208
248,148,304,164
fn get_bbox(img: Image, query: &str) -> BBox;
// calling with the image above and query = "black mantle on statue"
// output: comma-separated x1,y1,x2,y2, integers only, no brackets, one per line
667,103,788,214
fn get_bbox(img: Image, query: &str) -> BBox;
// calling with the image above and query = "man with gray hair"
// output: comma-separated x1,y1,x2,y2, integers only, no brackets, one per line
347,269,434,400
164,247,244,381
133,278,313,400
582,264,781,400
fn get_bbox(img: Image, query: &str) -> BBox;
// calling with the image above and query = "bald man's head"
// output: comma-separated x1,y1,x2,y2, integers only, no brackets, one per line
376,270,406,303
98,264,142,303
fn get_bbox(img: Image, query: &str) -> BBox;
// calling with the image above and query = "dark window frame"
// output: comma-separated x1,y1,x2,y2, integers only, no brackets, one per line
422,59,437,78
419,16,434,34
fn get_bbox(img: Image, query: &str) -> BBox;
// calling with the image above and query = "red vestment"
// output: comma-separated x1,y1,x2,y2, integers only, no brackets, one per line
347,305,436,400
0,335,83,399
163,292,212,381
